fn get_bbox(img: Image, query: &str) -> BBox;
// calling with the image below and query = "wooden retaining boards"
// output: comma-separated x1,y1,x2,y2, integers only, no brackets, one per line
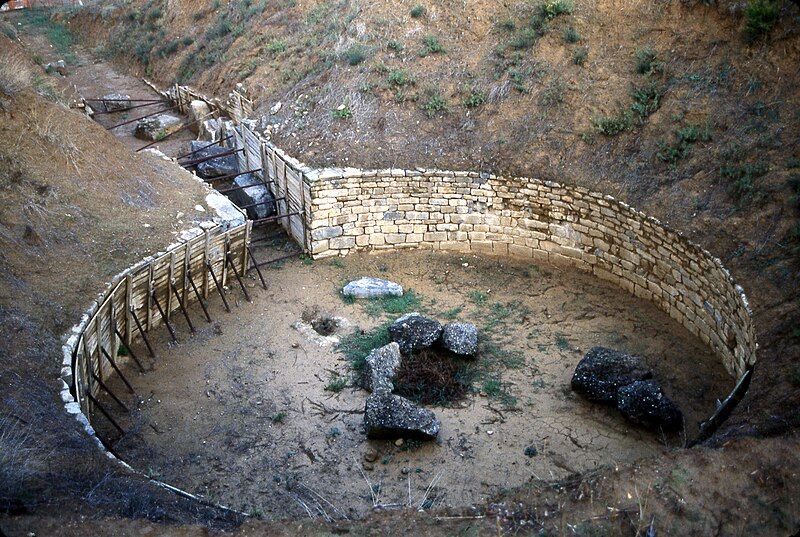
72,223,249,416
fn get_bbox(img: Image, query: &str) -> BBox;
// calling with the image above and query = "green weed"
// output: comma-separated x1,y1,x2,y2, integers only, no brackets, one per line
463,89,487,108
743,0,780,42
468,290,488,306
634,46,663,75
573,47,588,66
563,27,580,43
420,35,445,56
337,322,391,371
410,4,426,18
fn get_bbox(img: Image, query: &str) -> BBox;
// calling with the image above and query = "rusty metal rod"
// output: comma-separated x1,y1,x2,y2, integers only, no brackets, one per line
180,147,242,168
251,211,301,225
226,253,251,302
86,98,165,103
247,245,267,290
170,281,195,333
151,290,177,343
187,271,212,323
91,372,129,413
216,179,274,195
174,135,233,161
237,197,285,211
253,251,302,268
86,392,125,435
201,168,263,185
207,261,231,313
113,325,146,373
100,346,135,394
93,101,169,115
135,110,216,153
106,105,177,130
130,308,156,358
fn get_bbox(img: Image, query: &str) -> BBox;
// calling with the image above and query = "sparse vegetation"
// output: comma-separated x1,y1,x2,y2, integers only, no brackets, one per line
388,69,412,87
364,289,422,317
573,47,588,66
539,0,573,19
337,322,391,372
721,160,769,202
634,46,663,76
422,90,448,117
266,39,287,54
743,0,781,42
563,27,580,43
657,123,712,164
410,4,426,18
463,89,486,109
420,35,445,56
324,375,348,393
342,44,368,66
332,104,353,119
271,412,287,423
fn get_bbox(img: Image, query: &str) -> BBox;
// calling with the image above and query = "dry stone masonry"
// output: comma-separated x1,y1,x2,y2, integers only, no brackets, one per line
305,168,756,380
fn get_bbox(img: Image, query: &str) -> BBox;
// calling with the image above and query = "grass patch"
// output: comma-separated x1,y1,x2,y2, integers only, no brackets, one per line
573,47,588,66
410,4,426,18
271,412,287,423
325,375,348,393
388,69,413,87
538,0,573,19
555,333,569,350
342,44,368,65
441,306,463,320
266,39,287,54
563,27,580,43
332,104,353,119
721,160,769,202
420,35,445,56
463,88,486,109
509,28,538,50
592,110,632,136
744,0,780,42
422,91,448,117
468,290,488,306
634,46,663,76
630,82,664,121
337,322,391,372
657,123,712,164
363,289,422,318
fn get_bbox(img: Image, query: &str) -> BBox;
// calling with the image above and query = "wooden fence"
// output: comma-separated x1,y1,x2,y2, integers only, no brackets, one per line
69,222,250,420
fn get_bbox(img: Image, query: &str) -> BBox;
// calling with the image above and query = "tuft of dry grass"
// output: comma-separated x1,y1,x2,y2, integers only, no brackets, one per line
0,50,33,98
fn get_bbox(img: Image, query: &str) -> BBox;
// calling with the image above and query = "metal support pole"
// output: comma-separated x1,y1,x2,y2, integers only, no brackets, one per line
106,105,177,130
100,346,134,394
187,271,212,323
179,148,242,168
151,290,178,343
86,393,125,435
207,261,231,312
91,372,129,412
130,308,156,358
174,135,233,161
247,245,267,290
226,253,251,302
113,325,145,372
170,281,195,333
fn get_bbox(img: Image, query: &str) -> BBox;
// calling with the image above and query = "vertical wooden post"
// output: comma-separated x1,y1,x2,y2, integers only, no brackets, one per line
203,229,211,300
167,251,175,319
125,273,133,346
94,312,103,382
146,264,154,331
242,221,251,274
300,174,309,252
221,233,230,286
183,241,191,310
240,124,249,171
110,301,119,360
82,337,94,414
260,142,270,197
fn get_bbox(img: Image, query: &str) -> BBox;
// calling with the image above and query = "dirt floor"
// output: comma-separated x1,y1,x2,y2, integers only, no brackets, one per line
94,248,732,520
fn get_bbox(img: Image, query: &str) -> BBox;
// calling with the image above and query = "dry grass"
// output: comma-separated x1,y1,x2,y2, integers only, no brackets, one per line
0,50,33,98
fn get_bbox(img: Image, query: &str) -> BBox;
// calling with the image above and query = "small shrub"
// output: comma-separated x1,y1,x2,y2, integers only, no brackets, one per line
468,290,488,306
410,4,426,18
423,92,448,117
332,104,352,119
634,46,663,75
592,110,632,136
325,375,348,393
508,68,530,93
539,79,565,108
657,123,712,164
497,18,516,31
342,44,368,65
271,412,287,423
463,89,486,108
539,0,573,20
563,27,580,43
420,35,445,56
721,161,769,201
743,0,780,42
509,28,538,50
365,289,422,317
266,39,287,53
337,323,391,371
388,69,412,86
386,40,403,52
573,47,588,66
630,82,664,120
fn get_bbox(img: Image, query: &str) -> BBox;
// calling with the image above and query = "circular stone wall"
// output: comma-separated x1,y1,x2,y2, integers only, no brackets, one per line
305,168,756,381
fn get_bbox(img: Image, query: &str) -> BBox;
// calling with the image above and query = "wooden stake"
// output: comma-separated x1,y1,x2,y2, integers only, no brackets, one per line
130,307,156,358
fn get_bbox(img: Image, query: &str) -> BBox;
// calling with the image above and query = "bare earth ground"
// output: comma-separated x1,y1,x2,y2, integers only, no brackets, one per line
94,249,730,520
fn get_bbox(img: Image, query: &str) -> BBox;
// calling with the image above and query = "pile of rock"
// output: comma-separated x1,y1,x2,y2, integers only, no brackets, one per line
571,347,683,432
184,141,276,220
344,279,479,442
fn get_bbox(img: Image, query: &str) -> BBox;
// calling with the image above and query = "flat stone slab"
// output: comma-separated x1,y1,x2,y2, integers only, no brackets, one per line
134,114,182,142
363,342,401,394
571,347,652,404
441,322,478,356
342,277,403,299
364,393,440,440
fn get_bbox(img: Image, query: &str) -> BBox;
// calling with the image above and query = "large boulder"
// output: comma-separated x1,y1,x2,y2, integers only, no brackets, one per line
134,114,182,142
571,347,652,404
100,93,131,112
616,380,683,432
363,342,401,394
364,393,440,440
342,277,403,299
225,172,276,220
189,100,211,134
441,322,478,356
189,141,239,179
388,313,443,355
198,118,223,142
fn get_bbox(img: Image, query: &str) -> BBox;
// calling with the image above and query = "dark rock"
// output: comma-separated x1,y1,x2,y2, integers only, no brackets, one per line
388,313,443,354
225,172,276,219
189,141,239,179
363,342,401,394
616,380,683,432
342,277,403,299
441,322,478,355
524,445,538,458
571,347,652,404
134,114,181,142
364,393,440,440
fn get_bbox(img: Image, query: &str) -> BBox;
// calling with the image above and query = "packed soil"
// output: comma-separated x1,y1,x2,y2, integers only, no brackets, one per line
95,249,731,520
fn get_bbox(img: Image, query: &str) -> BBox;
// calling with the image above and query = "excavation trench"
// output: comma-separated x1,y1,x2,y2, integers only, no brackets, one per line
93,249,732,520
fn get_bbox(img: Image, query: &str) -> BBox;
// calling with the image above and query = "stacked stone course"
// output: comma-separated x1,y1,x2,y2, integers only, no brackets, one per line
305,168,756,380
